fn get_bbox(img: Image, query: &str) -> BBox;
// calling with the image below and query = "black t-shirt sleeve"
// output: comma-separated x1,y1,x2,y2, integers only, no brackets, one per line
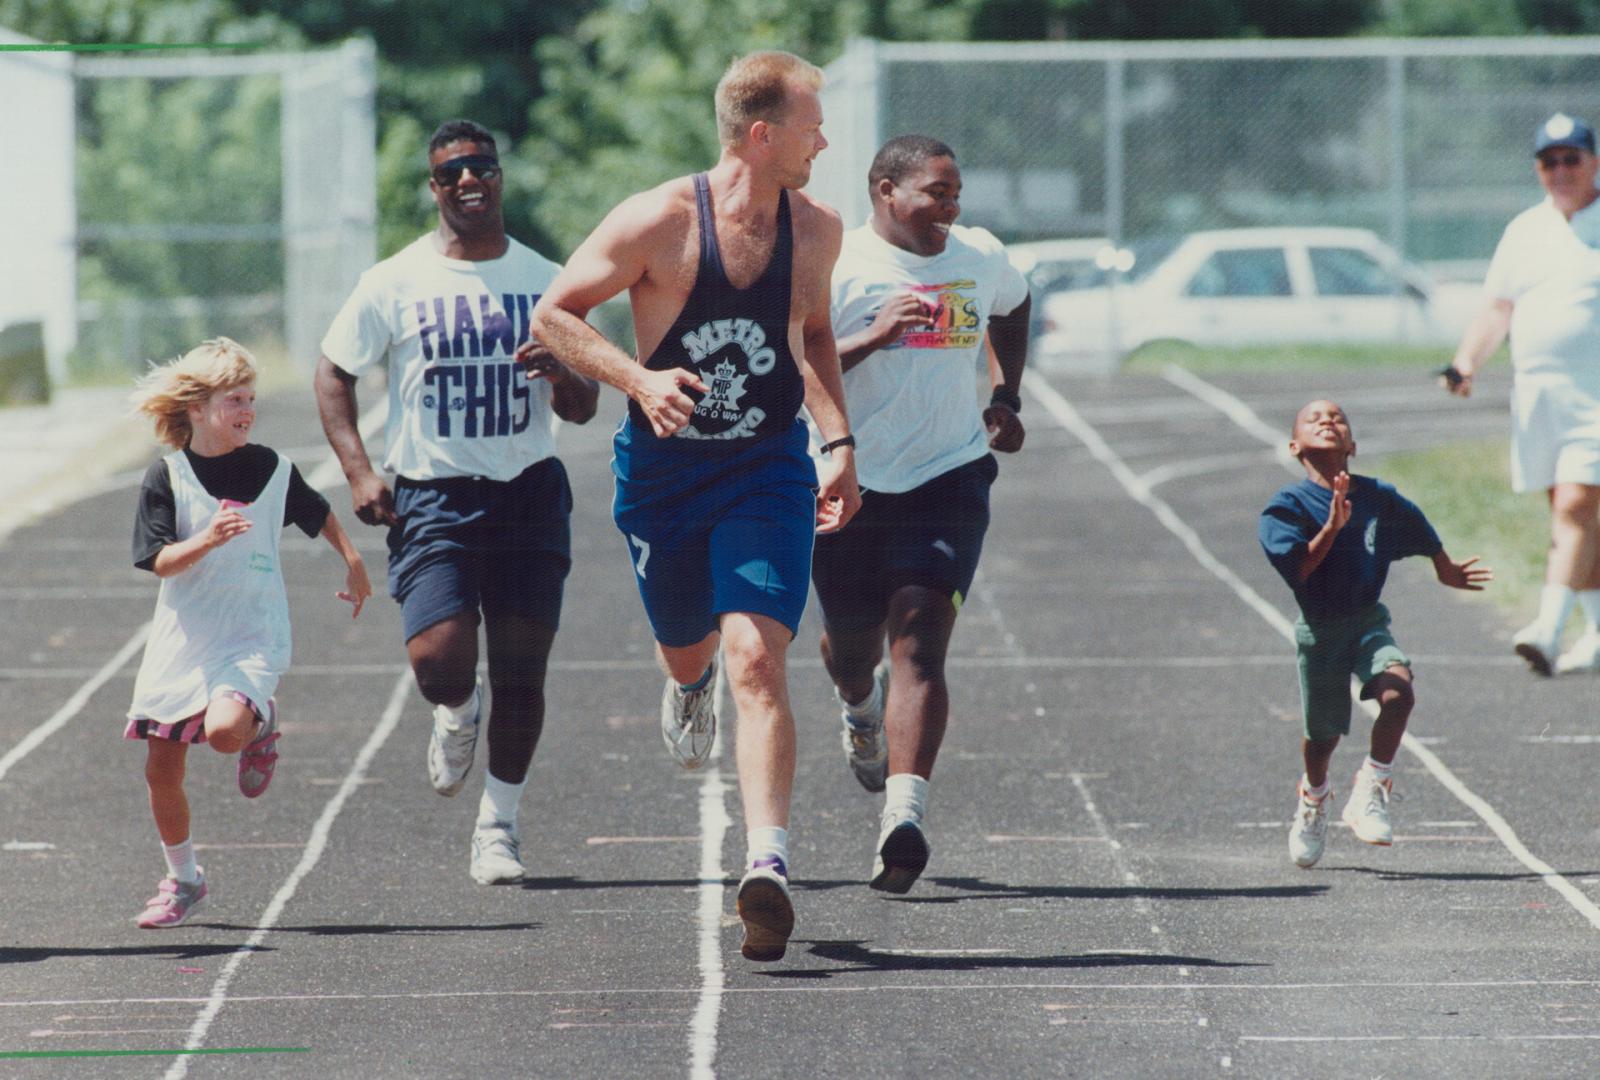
286,463,330,537
132,459,176,572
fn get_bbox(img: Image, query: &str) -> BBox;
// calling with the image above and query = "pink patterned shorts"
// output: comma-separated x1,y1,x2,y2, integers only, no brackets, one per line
125,691,259,745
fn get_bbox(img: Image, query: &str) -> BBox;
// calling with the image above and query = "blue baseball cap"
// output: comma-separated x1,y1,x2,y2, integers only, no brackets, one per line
1535,113,1596,156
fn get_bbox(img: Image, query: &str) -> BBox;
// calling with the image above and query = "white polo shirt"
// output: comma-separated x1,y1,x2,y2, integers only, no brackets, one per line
1484,193,1600,380
322,235,563,481
825,223,1028,493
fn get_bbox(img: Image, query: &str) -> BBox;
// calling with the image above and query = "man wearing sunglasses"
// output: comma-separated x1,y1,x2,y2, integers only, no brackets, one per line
314,119,598,886
1444,112,1600,675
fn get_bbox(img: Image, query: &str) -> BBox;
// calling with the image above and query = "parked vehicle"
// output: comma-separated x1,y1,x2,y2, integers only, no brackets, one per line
1032,227,1481,370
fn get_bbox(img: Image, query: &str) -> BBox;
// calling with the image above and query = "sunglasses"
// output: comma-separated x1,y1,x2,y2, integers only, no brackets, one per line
1537,151,1586,169
431,154,501,185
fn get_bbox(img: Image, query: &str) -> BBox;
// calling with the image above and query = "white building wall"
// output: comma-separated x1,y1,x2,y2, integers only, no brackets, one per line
0,27,76,383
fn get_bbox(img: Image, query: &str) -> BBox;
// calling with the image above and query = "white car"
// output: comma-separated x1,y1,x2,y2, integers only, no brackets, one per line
1033,227,1480,371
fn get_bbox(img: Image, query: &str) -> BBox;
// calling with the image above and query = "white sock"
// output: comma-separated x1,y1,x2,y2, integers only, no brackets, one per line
1535,584,1577,639
1361,755,1393,782
840,673,884,720
442,684,481,728
477,772,525,829
162,838,199,884
884,773,929,823
745,826,789,869
1300,776,1329,801
1578,589,1600,631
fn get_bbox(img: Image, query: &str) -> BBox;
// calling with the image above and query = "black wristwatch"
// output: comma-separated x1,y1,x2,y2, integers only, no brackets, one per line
819,434,856,454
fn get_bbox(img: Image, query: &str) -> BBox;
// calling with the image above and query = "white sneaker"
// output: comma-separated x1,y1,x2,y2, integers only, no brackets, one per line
427,680,482,797
1512,621,1559,677
839,662,889,793
660,658,717,769
1287,786,1330,868
1341,770,1394,846
869,812,930,894
1555,628,1600,675
470,821,526,885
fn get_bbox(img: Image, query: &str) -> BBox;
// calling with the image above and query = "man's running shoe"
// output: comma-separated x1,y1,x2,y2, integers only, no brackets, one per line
136,869,207,929
1288,784,1330,868
1555,628,1600,674
470,821,526,885
869,812,930,894
736,855,794,962
237,698,280,799
839,662,889,793
1341,770,1394,846
660,658,717,769
427,679,482,797
1513,621,1559,677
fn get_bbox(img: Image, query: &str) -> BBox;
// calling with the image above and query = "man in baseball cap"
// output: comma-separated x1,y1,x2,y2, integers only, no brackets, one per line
1534,112,1596,155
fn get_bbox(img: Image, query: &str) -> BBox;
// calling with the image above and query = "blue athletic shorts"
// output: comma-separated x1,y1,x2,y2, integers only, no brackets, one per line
387,457,572,643
812,453,998,633
612,422,817,648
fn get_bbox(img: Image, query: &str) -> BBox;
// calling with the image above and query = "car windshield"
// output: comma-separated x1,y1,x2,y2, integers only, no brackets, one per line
1120,237,1181,284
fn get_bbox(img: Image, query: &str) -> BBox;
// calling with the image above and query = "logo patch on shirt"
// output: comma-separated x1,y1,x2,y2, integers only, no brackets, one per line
1364,517,1378,555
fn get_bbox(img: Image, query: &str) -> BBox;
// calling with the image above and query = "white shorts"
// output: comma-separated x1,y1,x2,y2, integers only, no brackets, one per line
1509,373,1600,493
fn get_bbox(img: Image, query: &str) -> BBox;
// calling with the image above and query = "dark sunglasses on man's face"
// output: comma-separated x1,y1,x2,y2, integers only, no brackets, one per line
432,155,501,186
1538,151,1586,169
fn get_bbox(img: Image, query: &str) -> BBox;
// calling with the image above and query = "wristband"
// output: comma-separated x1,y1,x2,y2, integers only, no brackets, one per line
989,386,1022,414
819,434,856,454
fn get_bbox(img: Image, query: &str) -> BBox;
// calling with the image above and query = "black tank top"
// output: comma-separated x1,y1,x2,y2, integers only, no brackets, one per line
630,172,802,441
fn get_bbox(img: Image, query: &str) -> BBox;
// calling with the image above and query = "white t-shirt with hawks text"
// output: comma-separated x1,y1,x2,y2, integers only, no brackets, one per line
321,235,563,481
825,222,1028,493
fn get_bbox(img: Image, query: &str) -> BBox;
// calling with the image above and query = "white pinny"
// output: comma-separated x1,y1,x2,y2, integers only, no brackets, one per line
127,450,292,723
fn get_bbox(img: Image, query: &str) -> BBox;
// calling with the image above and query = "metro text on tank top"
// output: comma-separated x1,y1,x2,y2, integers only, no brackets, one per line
629,172,802,442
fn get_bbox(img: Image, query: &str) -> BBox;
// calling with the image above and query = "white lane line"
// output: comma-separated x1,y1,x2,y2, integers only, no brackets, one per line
1122,365,1600,933
0,626,148,784
1241,1034,1600,1043
17,978,1600,1011
1160,365,1298,469
1069,773,1170,949
688,658,732,1080
162,669,414,1080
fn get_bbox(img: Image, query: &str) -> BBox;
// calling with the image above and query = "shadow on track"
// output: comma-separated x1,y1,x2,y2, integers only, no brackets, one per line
780,940,1265,976
0,943,261,965
199,921,539,936
1323,866,1600,883
879,876,1333,904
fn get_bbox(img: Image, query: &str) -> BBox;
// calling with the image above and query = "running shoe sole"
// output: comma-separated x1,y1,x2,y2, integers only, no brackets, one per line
870,820,930,894
1514,641,1554,677
736,874,794,962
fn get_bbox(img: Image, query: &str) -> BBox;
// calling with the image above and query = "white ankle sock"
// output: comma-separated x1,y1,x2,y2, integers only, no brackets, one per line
745,826,789,869
477,772,525,829
1578,589,1600,631
162,838,199,884
1361,755,1392,782
443,684,480,727
885,773,929,822
1535,584,1577,639
841,674,884,719
1300,776,1329,801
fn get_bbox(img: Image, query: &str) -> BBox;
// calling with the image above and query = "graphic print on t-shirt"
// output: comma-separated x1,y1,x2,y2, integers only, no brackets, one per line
677,317,777,440
413,290,543,440
866,280,982,350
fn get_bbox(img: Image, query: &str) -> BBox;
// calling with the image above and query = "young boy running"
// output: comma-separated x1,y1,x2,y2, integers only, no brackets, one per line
1259,399,1491,868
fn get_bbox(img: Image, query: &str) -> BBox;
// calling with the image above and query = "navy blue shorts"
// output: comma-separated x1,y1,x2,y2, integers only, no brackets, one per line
812,453,998,633
613,424,817,648
387,457,572,643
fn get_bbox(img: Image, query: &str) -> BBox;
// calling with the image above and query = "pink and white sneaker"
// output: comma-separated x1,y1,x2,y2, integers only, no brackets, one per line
238,699,279,798
136,869,208,929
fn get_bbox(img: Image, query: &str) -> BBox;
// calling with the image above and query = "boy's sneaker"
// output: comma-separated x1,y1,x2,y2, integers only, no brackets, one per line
1555,628,1600,674
735,855,794,962
1342,770,1394,846
1512,621,1559,677
470,821,526,885
660,658,717,769
1287,785,1331,868
869,812,930,894
237,699,280,799
136,868,207,929
839,662,889,793
427,680,482,797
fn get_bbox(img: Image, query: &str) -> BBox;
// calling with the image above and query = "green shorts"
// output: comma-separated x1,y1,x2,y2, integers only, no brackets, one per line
1294,603,1411,741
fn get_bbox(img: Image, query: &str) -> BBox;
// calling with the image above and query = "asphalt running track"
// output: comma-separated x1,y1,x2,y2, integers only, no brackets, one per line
3,364,1599,1079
